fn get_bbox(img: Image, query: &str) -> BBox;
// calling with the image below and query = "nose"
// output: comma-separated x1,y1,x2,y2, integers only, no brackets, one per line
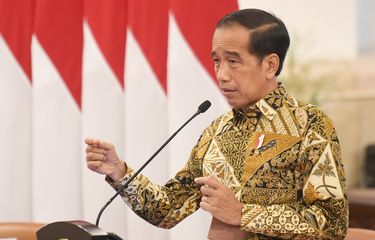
215,63,230,83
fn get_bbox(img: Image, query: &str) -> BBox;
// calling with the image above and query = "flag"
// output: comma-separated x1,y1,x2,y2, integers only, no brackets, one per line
168,1,237,238
123,0,169,239
31,0,83,221
0,0,34,221
0,0,238,239
82,0,127,236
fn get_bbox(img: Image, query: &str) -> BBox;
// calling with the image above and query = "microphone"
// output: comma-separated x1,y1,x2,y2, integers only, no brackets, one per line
95,100,212,226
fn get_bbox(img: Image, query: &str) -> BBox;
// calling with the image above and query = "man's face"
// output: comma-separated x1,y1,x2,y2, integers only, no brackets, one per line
211,24,277,109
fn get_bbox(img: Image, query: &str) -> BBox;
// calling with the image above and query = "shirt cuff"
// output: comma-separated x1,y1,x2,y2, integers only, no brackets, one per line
105,163,134,193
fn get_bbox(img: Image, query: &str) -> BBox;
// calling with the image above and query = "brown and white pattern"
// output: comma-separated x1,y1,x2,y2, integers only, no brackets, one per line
108,83,348,239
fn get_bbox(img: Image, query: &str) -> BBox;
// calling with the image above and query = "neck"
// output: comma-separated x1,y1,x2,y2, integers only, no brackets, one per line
240,80,279,111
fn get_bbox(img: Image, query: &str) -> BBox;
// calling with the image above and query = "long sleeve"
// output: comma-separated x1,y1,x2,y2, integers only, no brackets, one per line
240,110,348,239
105,84,349,239
107,145,203,229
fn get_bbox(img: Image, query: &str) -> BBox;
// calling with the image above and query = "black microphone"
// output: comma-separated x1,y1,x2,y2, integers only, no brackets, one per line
95,100,211,226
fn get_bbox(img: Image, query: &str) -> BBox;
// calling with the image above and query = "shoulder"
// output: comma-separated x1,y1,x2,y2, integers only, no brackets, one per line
287,96,336,139
202,110,234,134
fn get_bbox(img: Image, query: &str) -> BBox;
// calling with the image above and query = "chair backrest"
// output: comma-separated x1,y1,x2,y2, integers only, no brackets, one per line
0,222,45,240
346,228,375,240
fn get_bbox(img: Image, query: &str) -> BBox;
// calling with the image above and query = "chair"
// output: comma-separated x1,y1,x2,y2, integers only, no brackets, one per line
0,222,44,240
346,228,375,240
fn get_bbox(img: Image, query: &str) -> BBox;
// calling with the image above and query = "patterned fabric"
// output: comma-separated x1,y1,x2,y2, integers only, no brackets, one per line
107,83,348,239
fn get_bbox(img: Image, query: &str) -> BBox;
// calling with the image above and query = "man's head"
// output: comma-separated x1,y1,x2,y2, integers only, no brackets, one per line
217,8,290,76
211,9,290,109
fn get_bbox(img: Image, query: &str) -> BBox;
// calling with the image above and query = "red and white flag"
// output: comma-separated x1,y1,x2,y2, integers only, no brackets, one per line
0,0,238,239
81,0,128,237
168,1,237,238
31,0,83,221
123,0,170,239
0,0,34,221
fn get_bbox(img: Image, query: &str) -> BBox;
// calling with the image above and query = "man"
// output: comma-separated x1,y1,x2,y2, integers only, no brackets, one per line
85,9,348,239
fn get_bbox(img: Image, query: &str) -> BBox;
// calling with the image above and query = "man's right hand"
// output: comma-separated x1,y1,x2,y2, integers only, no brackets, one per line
85,138,127,181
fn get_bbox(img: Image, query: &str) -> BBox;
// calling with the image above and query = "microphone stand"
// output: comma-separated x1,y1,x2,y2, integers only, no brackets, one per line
95,100,211,226
36,100,211,240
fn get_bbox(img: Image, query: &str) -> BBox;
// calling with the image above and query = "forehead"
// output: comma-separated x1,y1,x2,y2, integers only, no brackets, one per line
212,24,251,54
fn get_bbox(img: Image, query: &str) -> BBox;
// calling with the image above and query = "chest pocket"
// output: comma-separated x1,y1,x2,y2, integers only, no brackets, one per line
242,131,302,184
237,132,302,205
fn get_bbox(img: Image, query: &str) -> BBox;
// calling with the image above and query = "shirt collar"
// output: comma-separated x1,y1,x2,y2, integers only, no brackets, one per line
232,82,288,121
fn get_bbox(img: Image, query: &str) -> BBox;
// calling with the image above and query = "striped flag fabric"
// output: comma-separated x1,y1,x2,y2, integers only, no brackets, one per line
0,0,34,221
0,0,238,239
82,0,127,236
31,0,83,221
168,1,237,238
123,0,170,239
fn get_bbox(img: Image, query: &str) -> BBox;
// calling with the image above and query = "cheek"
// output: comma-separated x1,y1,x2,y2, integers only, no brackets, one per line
241,82,254,98
235,74,253,95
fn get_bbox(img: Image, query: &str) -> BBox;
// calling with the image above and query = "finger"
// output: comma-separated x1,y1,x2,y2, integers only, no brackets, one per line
85,137,100,146
86,152,106,162
194,176,209,185
200,184,215,196
87,160,102,171
97,140,115,151
199,201,211,212
86,145,107,155
85,138,115,152
195,176,222,189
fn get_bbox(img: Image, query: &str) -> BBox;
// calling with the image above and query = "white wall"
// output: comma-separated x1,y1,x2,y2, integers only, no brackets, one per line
239,0,358,60
357,0,375,55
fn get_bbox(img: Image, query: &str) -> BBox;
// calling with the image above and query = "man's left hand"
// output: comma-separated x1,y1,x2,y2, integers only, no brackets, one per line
194,176,243,226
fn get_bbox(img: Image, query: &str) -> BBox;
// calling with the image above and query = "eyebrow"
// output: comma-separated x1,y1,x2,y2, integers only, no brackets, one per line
211,50,241,58
224,50,241,58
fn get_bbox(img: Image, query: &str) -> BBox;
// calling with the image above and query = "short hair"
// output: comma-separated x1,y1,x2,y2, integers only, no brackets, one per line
216,9,290,76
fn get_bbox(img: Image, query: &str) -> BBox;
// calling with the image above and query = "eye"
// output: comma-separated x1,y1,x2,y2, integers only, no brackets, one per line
228,58,241,68
228,59,238,64
212,58,220,66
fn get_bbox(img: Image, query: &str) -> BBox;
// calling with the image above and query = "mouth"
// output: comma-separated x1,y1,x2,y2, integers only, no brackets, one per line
220,87,236,95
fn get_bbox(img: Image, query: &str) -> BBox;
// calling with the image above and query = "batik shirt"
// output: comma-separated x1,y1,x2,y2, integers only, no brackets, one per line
107,83,348,239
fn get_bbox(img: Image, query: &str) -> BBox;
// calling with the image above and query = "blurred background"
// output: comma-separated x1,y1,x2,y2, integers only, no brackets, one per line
0,0,374,239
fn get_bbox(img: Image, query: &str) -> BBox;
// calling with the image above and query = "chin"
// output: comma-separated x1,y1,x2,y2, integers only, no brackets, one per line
228,100,255,110
228,101,245,109
226,96,251,109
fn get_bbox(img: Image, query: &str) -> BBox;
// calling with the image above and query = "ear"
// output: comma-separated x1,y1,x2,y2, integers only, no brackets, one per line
264,53,279,80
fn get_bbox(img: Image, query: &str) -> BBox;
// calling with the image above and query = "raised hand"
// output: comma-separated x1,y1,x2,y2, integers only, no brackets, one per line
85,138,126,181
